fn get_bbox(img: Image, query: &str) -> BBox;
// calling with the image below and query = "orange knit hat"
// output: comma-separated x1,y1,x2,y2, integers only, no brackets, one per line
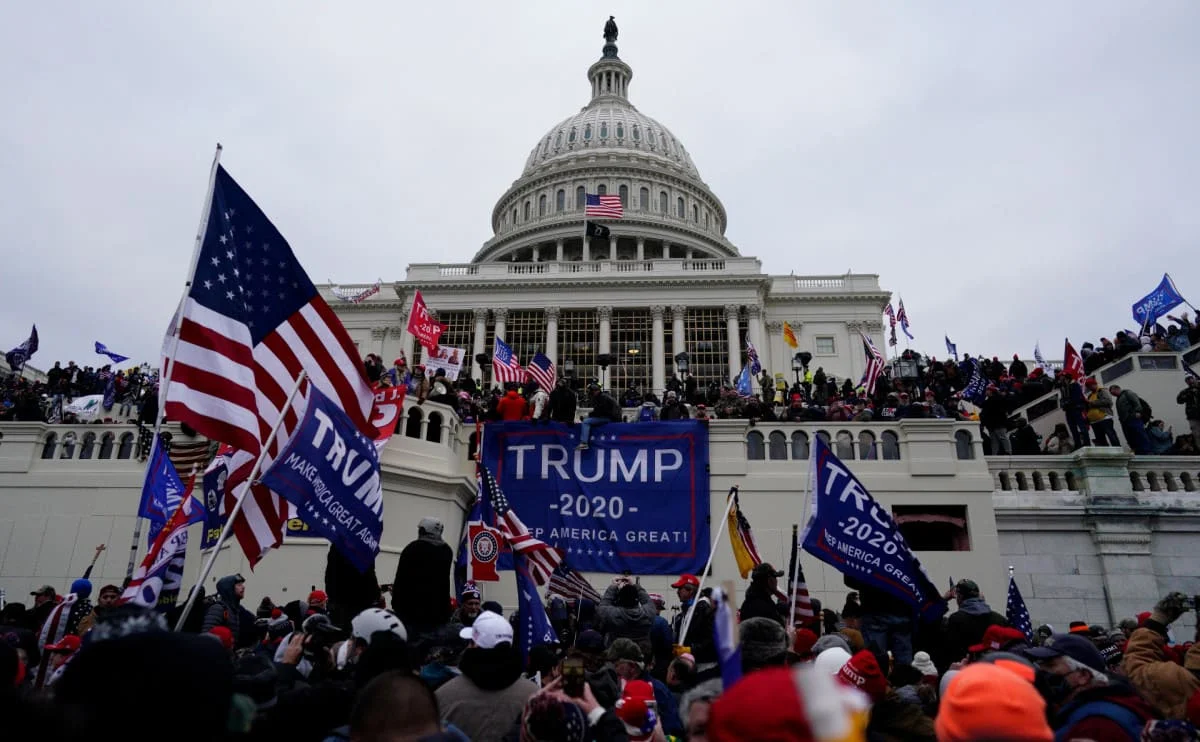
935,663,1052,742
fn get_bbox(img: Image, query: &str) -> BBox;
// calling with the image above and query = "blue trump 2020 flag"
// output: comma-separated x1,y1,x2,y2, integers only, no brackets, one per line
138,434,204,544
801,434,947,622
1132,273,1188,328
95,341,130,364
961,359,988,405
515,553,559,665
260,384,384,572
6,324,38,372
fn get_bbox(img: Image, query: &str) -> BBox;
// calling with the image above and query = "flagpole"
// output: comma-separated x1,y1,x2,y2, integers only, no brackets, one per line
787,523,800,634
679,484,739,646
125,143,223,583
174,370,306,631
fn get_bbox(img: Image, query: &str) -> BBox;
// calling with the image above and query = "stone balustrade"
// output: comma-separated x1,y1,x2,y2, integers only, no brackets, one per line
406,258,764,281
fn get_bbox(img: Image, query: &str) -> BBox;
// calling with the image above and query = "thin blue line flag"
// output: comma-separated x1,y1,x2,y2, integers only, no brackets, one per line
801,434,947,622
95,341,130,364
1132,273,1188,329
1006,574,1034,641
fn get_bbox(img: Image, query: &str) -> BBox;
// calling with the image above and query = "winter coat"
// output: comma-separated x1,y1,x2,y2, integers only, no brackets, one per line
529,389,549,421
392,534,453,634
939,597,1007,671
548,385,577,423
1051,680,1158,741
979,394,1010,429
1009,358,1029,381
496,391,528,421
1115,389,1144,423
596,584,655,644
660,401,690,420
201,575,243,638
1121,626,1200,720
323,544,382,629
1178,386,1200,421
1147,424,1174,454
1085,388,1114,423
673,597,716,664
865,690,937,742
738,583,783,625
435,645,537,742
589,392,622,422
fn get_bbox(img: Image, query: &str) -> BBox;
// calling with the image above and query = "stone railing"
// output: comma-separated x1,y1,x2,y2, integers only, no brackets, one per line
768,273,884,295
0,421,165,474
406,258,763,281
988,449,1200,495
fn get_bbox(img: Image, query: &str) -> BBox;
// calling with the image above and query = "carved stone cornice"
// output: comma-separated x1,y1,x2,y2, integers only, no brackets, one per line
650,305,665,321
846,321,866,333
388,326,405,339
862,320,884,333
764,320,784,333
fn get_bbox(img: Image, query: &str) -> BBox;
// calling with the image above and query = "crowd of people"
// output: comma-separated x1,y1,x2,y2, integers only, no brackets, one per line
0,361,157,425
4,518,1200,740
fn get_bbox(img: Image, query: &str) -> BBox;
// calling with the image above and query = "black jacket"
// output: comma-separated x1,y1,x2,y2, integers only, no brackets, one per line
738,583,782,625
548,385,577,423
979,394,1010,429
590,392,622,422
660,401,690,420
392,535,453,634
939,598,1007,671
673,598,716,663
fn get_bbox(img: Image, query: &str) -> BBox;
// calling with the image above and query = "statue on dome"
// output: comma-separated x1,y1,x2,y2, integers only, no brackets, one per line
603,16,618,44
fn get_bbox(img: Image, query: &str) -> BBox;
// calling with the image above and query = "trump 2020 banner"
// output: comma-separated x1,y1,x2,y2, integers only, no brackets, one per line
260,385,384,572
1131,273,1187,328
801,434,946,622
481,421,709,574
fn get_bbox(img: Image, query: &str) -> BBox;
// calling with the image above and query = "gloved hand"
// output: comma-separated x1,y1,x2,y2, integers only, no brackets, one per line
1151,591,1192,625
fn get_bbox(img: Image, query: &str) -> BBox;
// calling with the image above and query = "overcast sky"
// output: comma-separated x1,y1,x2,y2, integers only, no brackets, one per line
2,2,1197,369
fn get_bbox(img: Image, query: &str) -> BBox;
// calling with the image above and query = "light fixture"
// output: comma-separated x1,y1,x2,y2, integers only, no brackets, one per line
563,359,576,378
627,345,640,356
674,352,690,374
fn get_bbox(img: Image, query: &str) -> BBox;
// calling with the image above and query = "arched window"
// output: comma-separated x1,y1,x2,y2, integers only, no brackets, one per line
791,431,810,460
555,131,563,148
406,407,423,439
746,431,765,460
117,433,135,460
599,122,608,139
835,431,855,460
597,184,607,196
632,125,641,141
648,130,657,148
616,123,624,139
816,431,831,449
692,205,699,222
41,432,58,460
659,191,668,213
859,431,877,460
584,124,593,141
677,197,685,218
881,431,901,460
538,194,547,217
79,432,97,460
704,210,709,229
569,127,577,144
639,188,649,210
60,432,77,459
954,430,974,460
511,208,517,226
576,186,586,209
618,185,628,208
768,431,788,460
523,201,531,221
99,433,115,459
427,412,443,443
556,189,565,212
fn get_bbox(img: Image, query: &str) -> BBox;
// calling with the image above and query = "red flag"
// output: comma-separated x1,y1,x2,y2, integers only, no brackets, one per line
467,521,503,582
406,290,447,354
1064,339,1085,380
370,385,407,449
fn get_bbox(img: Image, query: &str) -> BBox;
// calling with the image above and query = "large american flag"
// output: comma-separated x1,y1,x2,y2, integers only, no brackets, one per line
492,337,525,385
162,165,375,566
861,331,885,396
584,193,623,218
478,463,562,583
526,352,556,391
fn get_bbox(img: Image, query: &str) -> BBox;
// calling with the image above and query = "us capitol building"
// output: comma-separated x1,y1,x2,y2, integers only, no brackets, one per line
0,25,1197,631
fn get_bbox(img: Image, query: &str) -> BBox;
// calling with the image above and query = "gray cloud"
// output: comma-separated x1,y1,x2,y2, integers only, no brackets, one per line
1,2,1196,367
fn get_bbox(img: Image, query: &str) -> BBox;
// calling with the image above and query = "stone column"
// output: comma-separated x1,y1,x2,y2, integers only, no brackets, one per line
725,304,741,381
609,236,617,259
671,305,687,377
651,305,666,395
662,242,671,259
765,320,783,381
555,239,564,262
471,308,487,383
545,306,560,366
598,306,612,389
636,238,645,261
746,305,764,390
494,307,508,344
532,245,540,262
583,237,591,262
370,327,387,357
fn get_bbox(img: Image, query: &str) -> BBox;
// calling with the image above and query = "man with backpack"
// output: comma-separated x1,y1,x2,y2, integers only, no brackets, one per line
1110,384,1151,455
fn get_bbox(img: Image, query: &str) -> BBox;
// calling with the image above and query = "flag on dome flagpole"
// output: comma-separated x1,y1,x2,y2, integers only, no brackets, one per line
1006,571,1034,642
1033,342,1046,369
526,352,556,391
896,299,914,340
584,193,623,218
492,337,525,385
585,221,611,240
95,341,130,364
782,322,798,349
5,324,38,373
861,331,885,396
160,155,377,567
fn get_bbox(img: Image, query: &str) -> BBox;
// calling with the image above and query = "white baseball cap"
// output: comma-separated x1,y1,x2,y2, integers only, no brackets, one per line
459,610,513,649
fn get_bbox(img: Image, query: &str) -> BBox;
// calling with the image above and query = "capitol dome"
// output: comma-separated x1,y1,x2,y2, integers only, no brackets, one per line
473,33,737,264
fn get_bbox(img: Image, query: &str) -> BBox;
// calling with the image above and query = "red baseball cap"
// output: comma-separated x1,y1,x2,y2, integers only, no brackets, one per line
671,574,700,589
45,635,81,653
308,590,327,603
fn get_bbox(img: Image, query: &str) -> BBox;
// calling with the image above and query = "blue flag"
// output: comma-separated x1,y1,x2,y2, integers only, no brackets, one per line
736,366,752,397
515,553,559,665
95,341,130,364
260,384,384,572
961,359,987,405
5,324,38,372
138,435,203,544
944,336,957,359
801,434,947,622
1132,273,1187,328
200,445,232,549
1006,575,1034,641
712,586,741,689
101,371,117,411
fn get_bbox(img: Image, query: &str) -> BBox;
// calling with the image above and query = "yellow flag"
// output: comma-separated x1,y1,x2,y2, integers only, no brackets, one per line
727,493,758,579
783,321,798,349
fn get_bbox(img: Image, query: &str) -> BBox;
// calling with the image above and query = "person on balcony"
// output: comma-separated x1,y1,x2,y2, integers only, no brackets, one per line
1111,384,1151,455
1177,376,1200,443
1146,419,1174,454
496,383,529,421
1084,378,1120,446
1057,372,1091,449
577,383,621,450
979,384,1012,455
659,391,690,420
548,377,577,424
1044,423,1075,454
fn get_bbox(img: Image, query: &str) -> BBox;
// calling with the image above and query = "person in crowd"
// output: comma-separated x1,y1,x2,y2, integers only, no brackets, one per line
75,583,121,635
305,589,328,616
451,586,483,628
846,577,914,674
936,661,1053,741
24,585,57,633
1084,377,1121,446
979,383,1012,455
201,574,245,641
348,670,460,742
496,383,529,421
548,377,578,424
705,662,869,742
671,574,716,668
939,578,1007,671
392,517,453,640
1147,419,1175,454
1010,417,1040,455
596,576,656,644
1044,422,1074,454
435,610,538,742
1112,384,1152,454
577,383,621,450
645,592,675,682
1057,371,1092,449
1027,632,1158,739
527,381,550,422
606,637,684,736
836,648,936,740
659,390,690,420
738,563,785,625
1122,591,1200,720
1177,376,1200,442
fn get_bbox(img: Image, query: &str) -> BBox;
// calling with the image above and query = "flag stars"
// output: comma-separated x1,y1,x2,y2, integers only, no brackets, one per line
232,268,240,277
210,257,220,267
217,274,227,284
225,291,235,301
218,234,228,245
203,280,212,290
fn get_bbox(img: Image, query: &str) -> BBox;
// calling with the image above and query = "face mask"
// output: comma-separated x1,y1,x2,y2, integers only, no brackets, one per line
1034,667,1073,707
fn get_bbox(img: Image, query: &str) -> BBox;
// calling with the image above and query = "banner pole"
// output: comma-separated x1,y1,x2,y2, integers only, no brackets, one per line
125,143,223,584
679,485,738,645
173,370,306,631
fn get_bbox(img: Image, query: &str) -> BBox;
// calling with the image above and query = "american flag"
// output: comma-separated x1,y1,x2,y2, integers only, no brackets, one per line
584,193,623,219
478,463,562,583
162,165,375,566
883,303,896,329
746,342,762,375
526,352,556,391
547,563,602,604
787,523,815,628
861,331,885,396
1006,574,1034,641
896,299,914,340
492,337,525,385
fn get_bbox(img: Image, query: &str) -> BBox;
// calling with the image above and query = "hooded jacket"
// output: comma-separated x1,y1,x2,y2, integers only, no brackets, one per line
392,519,453,634
738,582,783,625
496,390,528,421
1121,626,1200,720
1052,680,1158,741
548,384,577,424
201,575,243,637
939,597,1007,671
596,583,655,644
435,645,537,742
865,689,938,742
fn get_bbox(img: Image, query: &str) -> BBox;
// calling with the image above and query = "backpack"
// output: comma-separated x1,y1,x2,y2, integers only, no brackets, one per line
1139,397,1152,419
1055,699,1146,742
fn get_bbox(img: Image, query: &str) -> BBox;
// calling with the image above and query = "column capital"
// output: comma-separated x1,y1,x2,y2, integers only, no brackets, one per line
671,305,687,321
724,304,741,321
597,306,612,322
371,327,387,340
862,320,884,333
545,306,561,322
493,307,509,322
650,305,665,321
388,325,405,339
473,307,489,323
846,320,865,333
765,320,783,333
746,304,763,319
